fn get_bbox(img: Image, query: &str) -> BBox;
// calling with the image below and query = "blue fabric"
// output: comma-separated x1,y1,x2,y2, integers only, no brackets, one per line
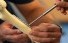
6,0,33,4
60,23,68,43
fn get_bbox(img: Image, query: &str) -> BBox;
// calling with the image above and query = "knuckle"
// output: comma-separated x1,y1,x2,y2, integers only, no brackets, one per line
55,28,61,32
53,32,62,38
43,32,62,38
49,24,61,31
39,32,49,37
40,23,51,26
51,24,58,27
31,26,37,29
32,26,39,31
45,33,50,37
56,33,62,37
31,31,38,36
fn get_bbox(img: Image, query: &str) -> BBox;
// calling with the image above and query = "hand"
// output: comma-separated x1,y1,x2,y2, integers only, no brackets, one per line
55,0,68,15
30,23,62,43
0,21,30,43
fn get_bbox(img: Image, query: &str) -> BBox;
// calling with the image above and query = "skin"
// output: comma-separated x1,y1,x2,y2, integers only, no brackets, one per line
0,22,61,43
16,0,52,25
56,0,68,14
0,21,30,43
0,0,62,43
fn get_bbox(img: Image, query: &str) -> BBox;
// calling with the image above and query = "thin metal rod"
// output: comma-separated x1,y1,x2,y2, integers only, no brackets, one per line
29,5,57,25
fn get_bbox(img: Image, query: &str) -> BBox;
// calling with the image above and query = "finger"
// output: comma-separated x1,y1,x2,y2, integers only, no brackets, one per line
30,31,61,38
5,23,13,29
1,21,13,28
62,12,67,15
56,7,61,10
61,8,67,15
56,6,67,15
31,23,53,32
45,24,61,32
55,0,61,5
57,2,68,7
0,25,23,35
60,7,64,12
32,23,61,32
31,36,57,43
55,0,61,3
1,21,18,29
60,8,67,14
39,23,60,32
4,29,22,35
4,34,28,42
31,26,47,32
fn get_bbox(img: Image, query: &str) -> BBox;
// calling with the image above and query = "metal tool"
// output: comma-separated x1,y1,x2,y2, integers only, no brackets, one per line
29,0,64,26
29,5,57,25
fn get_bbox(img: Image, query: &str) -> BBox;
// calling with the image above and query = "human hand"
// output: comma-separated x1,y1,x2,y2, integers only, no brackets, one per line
0,21,30,43
55,0,68,15
30,23,62,43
